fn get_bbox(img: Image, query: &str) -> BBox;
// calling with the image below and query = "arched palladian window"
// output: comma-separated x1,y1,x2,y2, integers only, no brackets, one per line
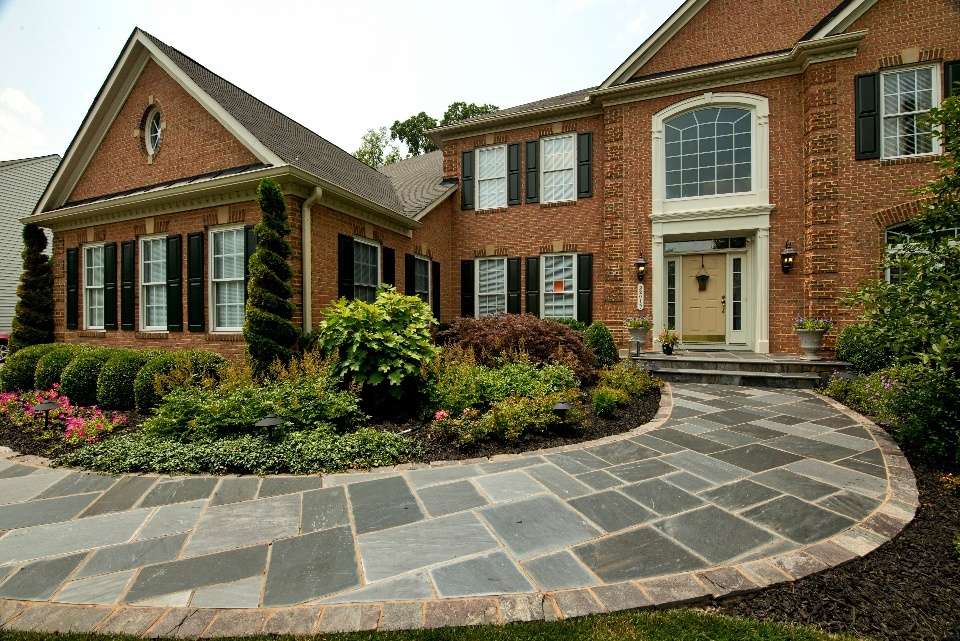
665,106,751,199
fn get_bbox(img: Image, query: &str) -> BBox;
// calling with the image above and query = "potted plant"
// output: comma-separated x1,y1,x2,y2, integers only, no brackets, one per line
657,329,680,355
794,316,832,360
625,317,652,342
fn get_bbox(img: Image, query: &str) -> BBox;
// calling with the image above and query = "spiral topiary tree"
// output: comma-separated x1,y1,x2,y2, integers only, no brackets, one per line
10,224,54,352
243,179,298,377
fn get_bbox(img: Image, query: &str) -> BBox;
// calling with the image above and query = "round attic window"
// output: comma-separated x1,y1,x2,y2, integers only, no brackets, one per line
145,108,163,155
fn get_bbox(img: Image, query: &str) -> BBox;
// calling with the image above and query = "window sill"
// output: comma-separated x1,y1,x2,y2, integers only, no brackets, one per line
879,154,942,167
540,200,578,209
78,330,106,338
472,207,509,215
206,332,244,342
136,331,168,340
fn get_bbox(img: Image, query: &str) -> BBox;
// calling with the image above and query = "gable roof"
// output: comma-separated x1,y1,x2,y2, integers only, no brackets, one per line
379,151,456,219
32,28,451,223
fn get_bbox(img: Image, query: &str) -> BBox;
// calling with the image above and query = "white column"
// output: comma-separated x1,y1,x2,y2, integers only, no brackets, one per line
651,231,665,348
755,226,770,354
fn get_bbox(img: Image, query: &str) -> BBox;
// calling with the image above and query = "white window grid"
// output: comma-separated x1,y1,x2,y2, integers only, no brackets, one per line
353,238,380,303
541,134,577,204
881,65,940,159
83,244,105,330
145,108,162,155
664,106,752,199
475,257,507,317
476,145,508,211
413,256,431,304
541,253,577,320
140,236,167,331
210,226,245,332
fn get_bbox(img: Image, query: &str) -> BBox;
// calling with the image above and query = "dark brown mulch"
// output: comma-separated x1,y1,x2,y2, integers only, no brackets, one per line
717,453,960,641
0,414,138,461
384,388,662,464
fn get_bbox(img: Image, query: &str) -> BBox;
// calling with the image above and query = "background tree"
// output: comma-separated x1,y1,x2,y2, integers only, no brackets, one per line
10,224,53,352
354,127,402,168
243,179,298,376
387,102,500,158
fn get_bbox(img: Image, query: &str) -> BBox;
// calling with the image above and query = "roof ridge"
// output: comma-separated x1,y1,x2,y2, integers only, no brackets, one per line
0,154,61,169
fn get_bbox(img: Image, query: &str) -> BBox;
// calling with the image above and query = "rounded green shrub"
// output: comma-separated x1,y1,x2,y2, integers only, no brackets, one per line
592,385,628,418
835,323,892,374
97,350,155,410
583,322,618,367
59,348,117,406
133,350,227,413
0,343,61,391
553,318,587,332
34,345,85,391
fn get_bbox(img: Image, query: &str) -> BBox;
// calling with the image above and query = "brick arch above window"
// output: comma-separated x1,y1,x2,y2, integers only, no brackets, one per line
873,198,934,230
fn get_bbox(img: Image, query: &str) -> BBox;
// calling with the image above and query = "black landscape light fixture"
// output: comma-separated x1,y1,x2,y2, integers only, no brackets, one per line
781,241,798,273
634,256,647,282
33,400,59,429
255,413,284,439
553,401,571,422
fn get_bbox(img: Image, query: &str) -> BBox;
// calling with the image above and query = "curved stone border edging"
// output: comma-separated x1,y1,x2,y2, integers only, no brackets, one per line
0,384,920,637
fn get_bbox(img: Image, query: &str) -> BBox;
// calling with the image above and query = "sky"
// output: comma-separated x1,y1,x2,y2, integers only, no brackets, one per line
0,0,681,162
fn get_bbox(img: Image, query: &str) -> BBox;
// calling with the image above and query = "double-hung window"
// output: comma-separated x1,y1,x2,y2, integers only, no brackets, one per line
140,236,167,331
476,257,507,316
83,244,105,330
353,239,380,303
210,227,245,332
413,256,430,303
881,65,939,159
541,254,576,320
541,134,576,203
476,145,507,210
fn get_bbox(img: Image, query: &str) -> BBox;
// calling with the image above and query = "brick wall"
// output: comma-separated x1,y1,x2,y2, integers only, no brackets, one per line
68,60,259,204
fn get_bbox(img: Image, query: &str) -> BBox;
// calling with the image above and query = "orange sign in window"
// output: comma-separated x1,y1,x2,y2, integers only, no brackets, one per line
553,280,566,293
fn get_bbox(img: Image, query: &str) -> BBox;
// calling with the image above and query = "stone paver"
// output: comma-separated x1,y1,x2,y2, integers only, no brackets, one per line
0,383,917,636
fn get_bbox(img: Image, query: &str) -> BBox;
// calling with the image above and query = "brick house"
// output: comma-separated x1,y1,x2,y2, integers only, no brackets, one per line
22,0,960,358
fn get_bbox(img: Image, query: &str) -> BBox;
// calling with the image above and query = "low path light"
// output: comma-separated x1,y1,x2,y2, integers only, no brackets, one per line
33,400,59,430
255,413,283,439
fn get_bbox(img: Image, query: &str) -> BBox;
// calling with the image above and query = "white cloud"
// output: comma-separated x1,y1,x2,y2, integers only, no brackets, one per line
0,88,52,160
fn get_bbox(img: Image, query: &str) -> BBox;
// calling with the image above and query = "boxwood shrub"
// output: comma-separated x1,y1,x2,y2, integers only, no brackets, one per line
0,343,62,391
59,348,118,406
34,344,85,391
97,350,156,410
583,321,618,367
134,350,227,413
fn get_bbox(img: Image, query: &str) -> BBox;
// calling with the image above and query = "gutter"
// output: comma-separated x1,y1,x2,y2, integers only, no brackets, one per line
300,186,322,334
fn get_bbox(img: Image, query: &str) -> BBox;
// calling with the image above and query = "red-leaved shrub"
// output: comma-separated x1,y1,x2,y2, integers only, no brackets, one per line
438,315,597,382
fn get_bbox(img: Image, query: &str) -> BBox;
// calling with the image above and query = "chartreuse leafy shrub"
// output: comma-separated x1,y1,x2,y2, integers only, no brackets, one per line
835,323,892,374
58,426,412,475
60,348,118,406
439,314,598,383
428,348,578,415
583,321,618,367
34,344,85,391
316,287,437,397
244,179,298,377
0,343,61,392
134,350,226,413
553,318,587,333
96,350,156,410
590,362,661,418
143,353,364,441
592,386,629,418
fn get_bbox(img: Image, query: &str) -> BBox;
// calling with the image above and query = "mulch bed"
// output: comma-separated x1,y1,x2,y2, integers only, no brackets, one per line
0,413,137,461
717,451,960,641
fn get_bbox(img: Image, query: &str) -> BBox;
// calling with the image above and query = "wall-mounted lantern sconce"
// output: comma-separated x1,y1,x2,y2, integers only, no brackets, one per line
780,242,798,273
634,256,647,282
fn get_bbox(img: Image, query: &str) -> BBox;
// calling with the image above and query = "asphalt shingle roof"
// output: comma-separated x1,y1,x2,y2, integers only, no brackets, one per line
378,151,455,218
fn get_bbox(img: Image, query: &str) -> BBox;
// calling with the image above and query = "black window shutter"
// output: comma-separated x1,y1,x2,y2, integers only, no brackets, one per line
576,253,593,324
187,232,204,332
461,151,475,210
431,260,441,321
337,234,354,300
855,73,880,160
507,144,521,205
577,133,593,198
506,257,521,314
525,141,539,203
460,260,475,317
947,60,960,97
103,242,117,330
404,253,416,295
65,248,78,330
525,256,540,316
120,241,135,330
166,235,183,332
382,246,396,287
243,225,256,306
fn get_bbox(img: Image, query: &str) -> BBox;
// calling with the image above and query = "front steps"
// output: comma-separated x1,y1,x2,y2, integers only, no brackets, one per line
633,352,849,389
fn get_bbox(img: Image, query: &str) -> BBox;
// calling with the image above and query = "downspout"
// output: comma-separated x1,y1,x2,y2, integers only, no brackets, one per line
301,186,322,334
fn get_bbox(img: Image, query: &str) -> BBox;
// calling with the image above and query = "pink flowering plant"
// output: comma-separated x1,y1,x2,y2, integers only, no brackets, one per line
0,384,127,445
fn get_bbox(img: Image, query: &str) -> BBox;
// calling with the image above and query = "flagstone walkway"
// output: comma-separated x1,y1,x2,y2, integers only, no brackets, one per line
0,383,918,637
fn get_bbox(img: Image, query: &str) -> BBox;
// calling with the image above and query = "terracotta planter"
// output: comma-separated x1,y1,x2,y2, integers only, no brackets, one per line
796,329,827,360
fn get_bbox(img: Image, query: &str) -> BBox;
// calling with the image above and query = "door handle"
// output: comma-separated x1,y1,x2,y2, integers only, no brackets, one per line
721,295,726,314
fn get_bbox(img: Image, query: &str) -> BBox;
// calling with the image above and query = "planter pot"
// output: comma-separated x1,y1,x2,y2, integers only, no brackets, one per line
662,344,674,356
628,328,648,343
796,329,827,360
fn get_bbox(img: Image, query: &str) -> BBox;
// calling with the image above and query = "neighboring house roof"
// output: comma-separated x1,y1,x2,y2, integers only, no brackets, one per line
379,151,457,219
0,154,60,332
